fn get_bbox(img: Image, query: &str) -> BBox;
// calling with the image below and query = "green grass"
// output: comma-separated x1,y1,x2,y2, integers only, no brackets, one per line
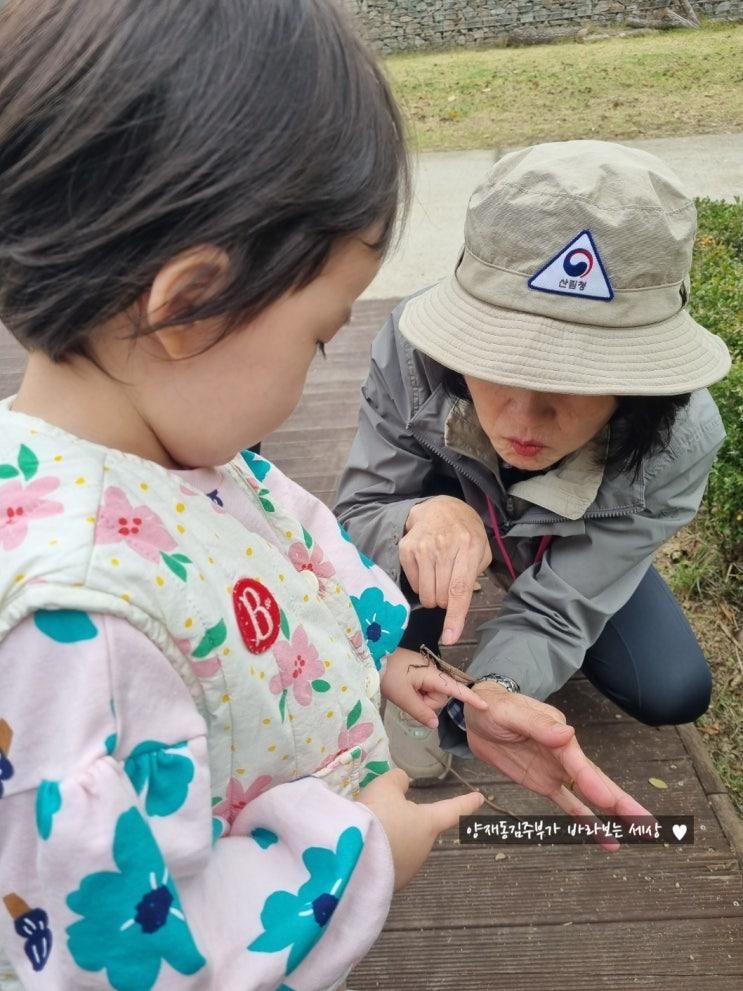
666,198,743,812
691,199,743,577
387,23,743,151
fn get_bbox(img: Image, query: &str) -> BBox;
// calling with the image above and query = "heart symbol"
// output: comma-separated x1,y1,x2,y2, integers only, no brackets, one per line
672,824,687,841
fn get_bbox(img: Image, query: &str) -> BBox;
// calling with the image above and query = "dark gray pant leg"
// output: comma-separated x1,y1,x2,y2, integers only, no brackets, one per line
582,565,712,726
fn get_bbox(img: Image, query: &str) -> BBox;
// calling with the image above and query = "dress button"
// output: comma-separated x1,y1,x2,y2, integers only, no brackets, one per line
303,570,320,594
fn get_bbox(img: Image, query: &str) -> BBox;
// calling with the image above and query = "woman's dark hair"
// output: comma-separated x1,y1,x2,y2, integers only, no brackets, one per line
442,371,690,477
0,0,409,360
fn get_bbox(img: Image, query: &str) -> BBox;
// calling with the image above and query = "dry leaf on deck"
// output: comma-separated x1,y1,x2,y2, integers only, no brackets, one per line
648,777,669,790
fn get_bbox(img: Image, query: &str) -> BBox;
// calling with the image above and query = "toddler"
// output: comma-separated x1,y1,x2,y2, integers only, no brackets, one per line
0,2,486,989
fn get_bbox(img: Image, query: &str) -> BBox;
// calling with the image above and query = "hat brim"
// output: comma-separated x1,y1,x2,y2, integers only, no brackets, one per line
399,274,731,396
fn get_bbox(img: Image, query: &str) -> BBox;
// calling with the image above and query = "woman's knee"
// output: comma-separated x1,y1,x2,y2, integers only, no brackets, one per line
592,567,714,726
633,660,712,726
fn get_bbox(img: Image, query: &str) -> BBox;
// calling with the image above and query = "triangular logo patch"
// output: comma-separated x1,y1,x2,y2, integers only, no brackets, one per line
528,230,614,302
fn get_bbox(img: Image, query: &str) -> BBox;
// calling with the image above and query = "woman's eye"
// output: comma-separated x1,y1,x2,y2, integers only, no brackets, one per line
316,342,327,359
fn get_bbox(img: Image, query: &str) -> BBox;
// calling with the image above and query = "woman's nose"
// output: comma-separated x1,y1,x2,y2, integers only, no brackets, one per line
508,390,554,420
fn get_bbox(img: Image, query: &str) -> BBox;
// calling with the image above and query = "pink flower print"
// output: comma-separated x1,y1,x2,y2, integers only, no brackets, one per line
270,626,326,706
348,629,365,660
288,541,336,582
212,774,273,828
0,477,64,551
94,486,176,563
174,636,222,679
317,721,375,770
338,721,374,754
190,656,222,678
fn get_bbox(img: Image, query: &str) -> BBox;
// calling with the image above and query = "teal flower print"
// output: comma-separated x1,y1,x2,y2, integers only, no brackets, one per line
34,609,98,643
124,741,194,818
248,826,363,975
251,827,278,850
338,522,375,568
240,449,271,482
350,587,407,669
66,808,205,991
36,780,62,840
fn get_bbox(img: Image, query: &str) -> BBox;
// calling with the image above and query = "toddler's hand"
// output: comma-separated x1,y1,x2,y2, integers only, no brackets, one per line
380,646,488,728
358,768,484,890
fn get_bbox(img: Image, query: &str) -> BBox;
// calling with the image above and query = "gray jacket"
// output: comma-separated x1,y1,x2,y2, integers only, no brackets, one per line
335,299,726,702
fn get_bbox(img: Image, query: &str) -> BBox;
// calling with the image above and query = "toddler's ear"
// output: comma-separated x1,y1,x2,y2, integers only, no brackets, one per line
146,245,230,359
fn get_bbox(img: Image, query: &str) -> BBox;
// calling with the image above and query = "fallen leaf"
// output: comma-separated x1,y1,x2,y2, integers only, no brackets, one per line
649,777,669,790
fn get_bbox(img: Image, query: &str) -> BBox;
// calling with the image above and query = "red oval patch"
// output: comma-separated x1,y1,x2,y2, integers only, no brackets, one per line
233,578,280,655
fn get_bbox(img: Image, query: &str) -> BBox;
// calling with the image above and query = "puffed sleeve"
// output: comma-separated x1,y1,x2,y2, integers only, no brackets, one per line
0,612,394,991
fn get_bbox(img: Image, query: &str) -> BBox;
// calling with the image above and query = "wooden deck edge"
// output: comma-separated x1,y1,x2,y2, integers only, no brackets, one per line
708,793,743,868
676,722,743,866
676,723,728,795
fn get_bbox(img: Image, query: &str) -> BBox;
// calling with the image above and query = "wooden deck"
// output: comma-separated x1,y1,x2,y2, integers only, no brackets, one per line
2,307,743,989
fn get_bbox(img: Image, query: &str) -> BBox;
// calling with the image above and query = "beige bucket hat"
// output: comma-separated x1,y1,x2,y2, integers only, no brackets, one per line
399,140,731,395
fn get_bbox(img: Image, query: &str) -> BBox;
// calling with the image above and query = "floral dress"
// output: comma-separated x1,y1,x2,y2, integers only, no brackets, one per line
0,399,409,991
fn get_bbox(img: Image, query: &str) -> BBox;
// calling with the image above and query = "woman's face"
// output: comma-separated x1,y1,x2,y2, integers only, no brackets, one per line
464,377,618,471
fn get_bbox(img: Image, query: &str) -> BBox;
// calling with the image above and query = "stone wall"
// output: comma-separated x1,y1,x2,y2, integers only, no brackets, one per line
346,1,743,53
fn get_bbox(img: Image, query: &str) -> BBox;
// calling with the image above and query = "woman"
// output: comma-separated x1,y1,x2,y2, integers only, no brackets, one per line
335,140,731,784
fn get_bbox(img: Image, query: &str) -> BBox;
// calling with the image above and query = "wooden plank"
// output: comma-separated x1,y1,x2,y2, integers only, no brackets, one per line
351,918,743,989
384,852,743,929
263,425,358,448
548,677,633,724
261,436,359,461
675,723,728,796
709,793,743,869
261,446,356,474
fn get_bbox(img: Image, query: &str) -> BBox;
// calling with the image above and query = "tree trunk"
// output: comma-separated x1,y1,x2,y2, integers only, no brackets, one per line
663,7,698,28
679,0,701,26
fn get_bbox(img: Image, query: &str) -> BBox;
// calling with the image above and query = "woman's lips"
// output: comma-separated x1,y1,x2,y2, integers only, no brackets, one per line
508,438,545,458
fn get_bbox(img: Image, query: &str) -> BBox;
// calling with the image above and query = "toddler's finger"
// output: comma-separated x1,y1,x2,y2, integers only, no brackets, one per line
397,690,440,729
425,789,485,836
415,669,489,710
446,679,489,710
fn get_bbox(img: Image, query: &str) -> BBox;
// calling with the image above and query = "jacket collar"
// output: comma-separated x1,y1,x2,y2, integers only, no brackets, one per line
443,398,608,521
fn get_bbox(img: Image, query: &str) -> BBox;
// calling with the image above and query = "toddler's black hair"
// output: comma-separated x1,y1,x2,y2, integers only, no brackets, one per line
0,0,409,359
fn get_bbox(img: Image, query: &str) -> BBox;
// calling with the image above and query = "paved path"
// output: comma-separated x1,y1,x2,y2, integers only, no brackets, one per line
364,133,743,300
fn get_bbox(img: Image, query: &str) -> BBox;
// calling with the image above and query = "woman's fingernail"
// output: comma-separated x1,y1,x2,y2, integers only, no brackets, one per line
442,628,454,645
